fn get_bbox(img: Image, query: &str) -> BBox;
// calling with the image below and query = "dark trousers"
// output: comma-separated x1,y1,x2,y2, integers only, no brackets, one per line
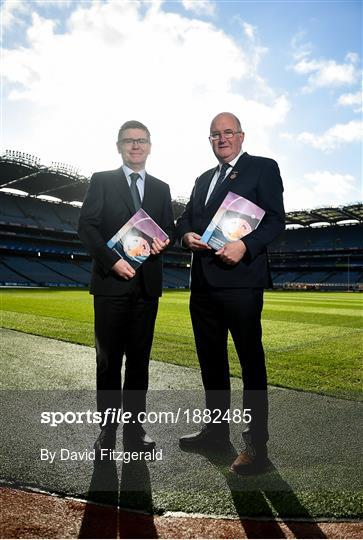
94,277,158,429
190,287,268,450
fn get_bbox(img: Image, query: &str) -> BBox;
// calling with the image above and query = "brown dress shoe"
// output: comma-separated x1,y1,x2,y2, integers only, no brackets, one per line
229,450,270,475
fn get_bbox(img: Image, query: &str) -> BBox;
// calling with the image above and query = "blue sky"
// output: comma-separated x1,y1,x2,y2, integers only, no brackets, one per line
1,0,362,211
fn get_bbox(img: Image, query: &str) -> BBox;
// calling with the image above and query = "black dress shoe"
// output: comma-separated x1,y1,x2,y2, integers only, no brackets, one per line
123,425,156,451
179,425,230,449
94,427,116,458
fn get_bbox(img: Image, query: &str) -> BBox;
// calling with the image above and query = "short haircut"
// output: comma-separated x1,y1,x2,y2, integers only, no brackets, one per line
232,114,242,132
210,112,243,133
118,120,151,141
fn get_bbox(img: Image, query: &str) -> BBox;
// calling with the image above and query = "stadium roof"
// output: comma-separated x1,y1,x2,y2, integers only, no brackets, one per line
286,204,363,226
0,151,89,203
0,151,362,226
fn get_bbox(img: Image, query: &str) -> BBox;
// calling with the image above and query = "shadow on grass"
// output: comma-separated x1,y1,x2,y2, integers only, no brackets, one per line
78,454,157,539
78,439,329,539
191,443,327,539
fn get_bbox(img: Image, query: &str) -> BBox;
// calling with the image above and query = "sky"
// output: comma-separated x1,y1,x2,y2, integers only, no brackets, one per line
1,0,362,210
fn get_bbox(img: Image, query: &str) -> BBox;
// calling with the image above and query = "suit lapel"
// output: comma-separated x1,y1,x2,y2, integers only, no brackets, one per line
142,174,154,215
206,153,251,208
114,167,136,215
195,167,218,207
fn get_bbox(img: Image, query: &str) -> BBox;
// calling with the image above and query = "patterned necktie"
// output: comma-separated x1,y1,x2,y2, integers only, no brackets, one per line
208,162,230,202
129,172,142,211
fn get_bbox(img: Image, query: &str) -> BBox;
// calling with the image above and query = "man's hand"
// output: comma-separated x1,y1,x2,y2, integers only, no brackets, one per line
150,237,170,255
215,240,247,265
111,259,136,280
182,232,211,251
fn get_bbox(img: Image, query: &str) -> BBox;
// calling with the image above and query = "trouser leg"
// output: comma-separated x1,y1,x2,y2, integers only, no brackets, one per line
123,289,158,428
190,291,230,435
94,294,131,426
223,288,268,451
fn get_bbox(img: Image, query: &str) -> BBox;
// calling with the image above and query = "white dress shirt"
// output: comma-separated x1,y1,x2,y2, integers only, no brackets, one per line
205,150,244,204
122,164,146,202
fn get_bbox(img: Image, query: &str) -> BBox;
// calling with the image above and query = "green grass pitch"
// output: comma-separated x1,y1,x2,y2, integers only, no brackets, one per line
1,287,362,520
1,288,362,400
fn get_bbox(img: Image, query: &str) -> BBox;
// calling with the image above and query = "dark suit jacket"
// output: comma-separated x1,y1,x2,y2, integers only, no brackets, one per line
176,153,285,289
78,167,175,297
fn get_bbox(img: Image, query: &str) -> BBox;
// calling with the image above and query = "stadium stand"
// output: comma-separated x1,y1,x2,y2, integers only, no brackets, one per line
0,150,362,291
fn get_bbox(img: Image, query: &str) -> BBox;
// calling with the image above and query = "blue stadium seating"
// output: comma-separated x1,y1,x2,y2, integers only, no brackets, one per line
2,256,82,286
0,190,361,290
270,224,362,251
0,192,79,232
163,267,189,288
41,260,90,284
0,257,32,285
0,237,86,255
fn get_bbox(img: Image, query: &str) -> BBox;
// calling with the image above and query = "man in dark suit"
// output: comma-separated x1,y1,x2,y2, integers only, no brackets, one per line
176,112,285,474
78,120,175,454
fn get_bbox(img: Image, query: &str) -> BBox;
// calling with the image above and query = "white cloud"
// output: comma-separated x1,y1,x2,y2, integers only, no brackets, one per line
181,0,216,16
243,22,256,40
34,0,73,6
283,120,362,152
337,90,362,112
285,170,357,209
291,34,360,92
293,53,359,92
2,1,289,198
1,0,29,30
229,16,268,84
346,52,359,64
290,31,313,61
304,171,355,197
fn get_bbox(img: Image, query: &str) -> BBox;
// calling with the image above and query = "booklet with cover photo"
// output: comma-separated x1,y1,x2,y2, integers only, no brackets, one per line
200,191,265,250
107,208,168,269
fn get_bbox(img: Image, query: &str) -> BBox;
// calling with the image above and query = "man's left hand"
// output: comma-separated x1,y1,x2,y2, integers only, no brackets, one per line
150,237,170,255
215,240,247,265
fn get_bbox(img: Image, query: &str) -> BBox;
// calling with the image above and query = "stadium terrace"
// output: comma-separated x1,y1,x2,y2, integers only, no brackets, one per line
0,150,362,291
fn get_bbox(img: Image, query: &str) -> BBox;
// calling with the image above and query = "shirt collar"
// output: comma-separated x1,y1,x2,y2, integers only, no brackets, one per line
219,149,244,171
122,164,146,182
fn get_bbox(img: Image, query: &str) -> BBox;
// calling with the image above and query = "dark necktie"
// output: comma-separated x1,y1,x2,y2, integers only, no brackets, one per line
209,162,230,201
129,172,142,211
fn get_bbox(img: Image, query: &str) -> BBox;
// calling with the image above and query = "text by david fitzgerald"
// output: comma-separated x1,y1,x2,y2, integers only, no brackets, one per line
40,448,163,464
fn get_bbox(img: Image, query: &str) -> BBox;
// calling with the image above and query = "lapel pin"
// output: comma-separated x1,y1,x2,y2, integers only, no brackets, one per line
230,171,238,180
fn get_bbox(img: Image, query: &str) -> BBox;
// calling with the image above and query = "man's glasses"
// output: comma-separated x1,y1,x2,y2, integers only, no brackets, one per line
120,138,150,146
209,130,242,141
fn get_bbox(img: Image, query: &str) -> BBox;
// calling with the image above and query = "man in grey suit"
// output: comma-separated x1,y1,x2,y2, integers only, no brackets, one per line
78,120,175,455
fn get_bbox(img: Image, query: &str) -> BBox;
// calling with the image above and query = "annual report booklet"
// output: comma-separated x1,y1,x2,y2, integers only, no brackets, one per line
107,208,168,269
200,191,265,250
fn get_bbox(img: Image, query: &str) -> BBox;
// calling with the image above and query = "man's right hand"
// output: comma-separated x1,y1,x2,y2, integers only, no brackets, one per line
182,232,211,251
111,259,136,280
